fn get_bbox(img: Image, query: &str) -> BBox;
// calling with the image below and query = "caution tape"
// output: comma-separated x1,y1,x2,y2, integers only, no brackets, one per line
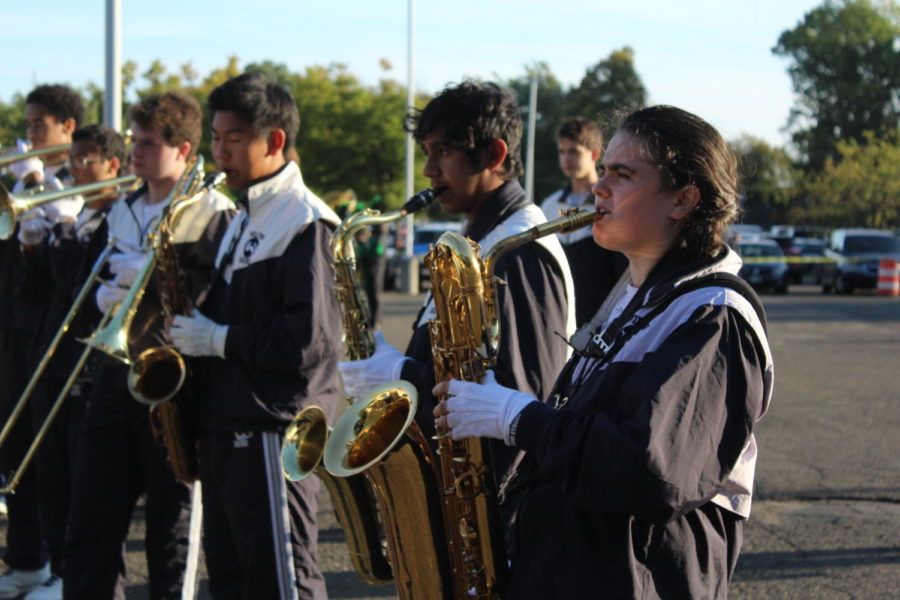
740,256,895,264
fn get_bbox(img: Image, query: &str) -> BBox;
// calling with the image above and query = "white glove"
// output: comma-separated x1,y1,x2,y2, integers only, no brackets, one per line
170,309,228,358
338,331,409,398
41,192,82,224
109,251,146,288
96,283,128,315
7,139,43,181
439,370,535,445
18,216,53,246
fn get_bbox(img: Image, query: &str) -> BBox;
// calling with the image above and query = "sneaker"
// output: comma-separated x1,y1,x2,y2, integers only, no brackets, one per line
0,565,51,599
24,575,62,600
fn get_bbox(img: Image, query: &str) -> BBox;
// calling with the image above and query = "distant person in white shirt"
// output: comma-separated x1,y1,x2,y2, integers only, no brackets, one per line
541,117,627,326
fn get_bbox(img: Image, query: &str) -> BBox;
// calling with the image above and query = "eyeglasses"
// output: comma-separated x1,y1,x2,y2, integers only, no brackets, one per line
68,156,103,169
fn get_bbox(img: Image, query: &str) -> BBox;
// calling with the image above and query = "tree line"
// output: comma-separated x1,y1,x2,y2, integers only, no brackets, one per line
1,0,897,229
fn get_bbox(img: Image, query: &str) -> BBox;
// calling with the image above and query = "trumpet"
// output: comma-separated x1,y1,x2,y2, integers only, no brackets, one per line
0,175,139,240
0,240,119,494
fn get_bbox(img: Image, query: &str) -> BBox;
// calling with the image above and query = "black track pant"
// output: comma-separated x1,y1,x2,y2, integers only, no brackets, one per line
200,428,326,600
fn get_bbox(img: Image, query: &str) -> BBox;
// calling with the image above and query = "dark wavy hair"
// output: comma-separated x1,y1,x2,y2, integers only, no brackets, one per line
128,91,202,157
26,84,85,128
618,105,739,259
208,71,299,156
405,80,524,181
72,124,126,167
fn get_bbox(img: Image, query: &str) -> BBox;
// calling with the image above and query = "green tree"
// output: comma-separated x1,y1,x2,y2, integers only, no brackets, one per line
773,0,900,170
564,47,648,135
796,131,900,228
731,135,799,226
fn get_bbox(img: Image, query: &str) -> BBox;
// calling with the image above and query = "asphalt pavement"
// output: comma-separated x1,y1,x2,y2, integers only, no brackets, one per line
1,287,897,599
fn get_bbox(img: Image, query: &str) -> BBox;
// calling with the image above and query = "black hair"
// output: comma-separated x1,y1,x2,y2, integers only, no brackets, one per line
405,80,524,181
207,71,299,155
558,117,603,152
72,124,126,167
25,84,85,128
128,91,202,156
618,105,740,259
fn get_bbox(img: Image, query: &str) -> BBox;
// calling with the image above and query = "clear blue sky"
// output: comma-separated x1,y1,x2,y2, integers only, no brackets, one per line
0,0,823,147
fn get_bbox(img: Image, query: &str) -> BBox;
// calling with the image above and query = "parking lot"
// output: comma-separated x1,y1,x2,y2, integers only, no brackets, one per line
2,286,897,599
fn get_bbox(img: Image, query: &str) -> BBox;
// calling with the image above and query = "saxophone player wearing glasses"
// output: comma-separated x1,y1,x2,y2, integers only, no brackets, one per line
435,106,773,600
168,72,341,600
63,92,234,600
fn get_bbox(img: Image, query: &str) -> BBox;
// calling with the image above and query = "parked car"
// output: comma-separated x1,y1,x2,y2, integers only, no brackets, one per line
726,223,764,245
769,224,825,239
385,221,462,291
821,229,900,294
770,236,827,284
737,238,790,293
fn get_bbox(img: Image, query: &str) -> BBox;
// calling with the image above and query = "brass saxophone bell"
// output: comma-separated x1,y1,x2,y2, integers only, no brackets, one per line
281,406,329,481
323,381,417,478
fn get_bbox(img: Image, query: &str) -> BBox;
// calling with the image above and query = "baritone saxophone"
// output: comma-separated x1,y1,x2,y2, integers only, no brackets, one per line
281,188,442,586
325,207,599,599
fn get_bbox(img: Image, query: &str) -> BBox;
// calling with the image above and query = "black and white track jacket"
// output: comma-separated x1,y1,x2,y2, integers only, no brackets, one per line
195,162,342,431
505,247,773,599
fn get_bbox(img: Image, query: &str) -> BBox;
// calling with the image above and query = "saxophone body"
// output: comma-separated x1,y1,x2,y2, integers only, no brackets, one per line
426,207,599,599
282,189,441,587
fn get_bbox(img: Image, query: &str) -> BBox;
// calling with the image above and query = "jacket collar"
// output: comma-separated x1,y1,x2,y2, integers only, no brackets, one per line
462,180,529,242
237,162,295,212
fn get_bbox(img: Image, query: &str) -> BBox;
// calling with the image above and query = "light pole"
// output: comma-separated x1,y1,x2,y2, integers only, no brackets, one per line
104,0,122,131
401,0,419,294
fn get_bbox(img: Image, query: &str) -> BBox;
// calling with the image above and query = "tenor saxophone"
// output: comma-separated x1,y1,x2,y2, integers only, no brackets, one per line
281,188,441,586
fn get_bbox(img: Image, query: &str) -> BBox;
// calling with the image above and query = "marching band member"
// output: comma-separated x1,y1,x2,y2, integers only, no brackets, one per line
13,125,128,600
541,117,627,327
0,84,84,600
168,72,341,600
339,80,575,486
63,91,233,600
435,106,773,599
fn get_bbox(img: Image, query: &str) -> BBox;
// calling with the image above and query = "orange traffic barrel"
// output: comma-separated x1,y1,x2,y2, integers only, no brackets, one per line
876,258,899,296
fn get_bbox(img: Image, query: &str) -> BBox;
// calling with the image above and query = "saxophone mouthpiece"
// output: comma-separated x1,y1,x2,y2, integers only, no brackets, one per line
203,171,227,190
401,187,445,214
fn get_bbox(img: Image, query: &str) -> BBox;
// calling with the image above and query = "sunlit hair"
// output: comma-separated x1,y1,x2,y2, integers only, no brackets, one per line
26,84,84,128
405,80,524,181
72,125,126,169
208,71,299,157
128,91,202,157
618,105,739,259
558,117,603,152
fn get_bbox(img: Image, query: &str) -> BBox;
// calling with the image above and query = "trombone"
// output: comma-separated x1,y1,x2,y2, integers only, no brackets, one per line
0,143,70,168
81,156,222,406
0,130,133,169
0,240,118,494
0,175,139,240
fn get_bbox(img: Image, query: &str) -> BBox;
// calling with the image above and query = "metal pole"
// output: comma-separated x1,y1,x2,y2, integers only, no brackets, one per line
525,79,538,204
104,0,122,130
401,0,419,293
